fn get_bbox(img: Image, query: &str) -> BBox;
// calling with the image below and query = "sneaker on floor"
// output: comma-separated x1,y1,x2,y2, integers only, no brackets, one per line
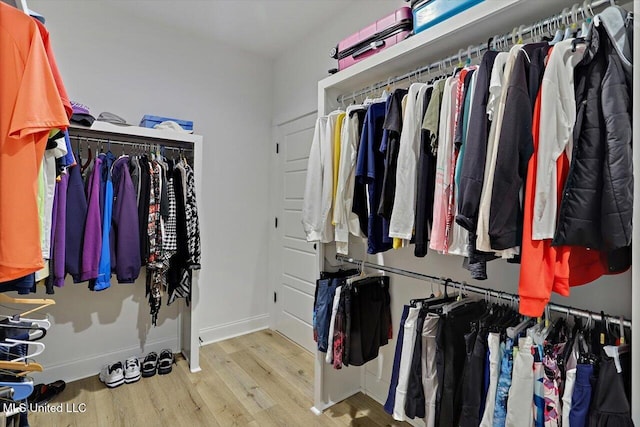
99,362,124,388
124,357,141,384
141,352,158,378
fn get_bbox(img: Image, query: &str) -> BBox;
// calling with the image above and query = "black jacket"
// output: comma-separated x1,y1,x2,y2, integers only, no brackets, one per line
489,43,549,250
456,51,498,232
553,8,633,253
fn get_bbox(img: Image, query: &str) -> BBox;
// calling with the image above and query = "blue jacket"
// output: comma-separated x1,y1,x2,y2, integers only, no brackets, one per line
93,153,114,291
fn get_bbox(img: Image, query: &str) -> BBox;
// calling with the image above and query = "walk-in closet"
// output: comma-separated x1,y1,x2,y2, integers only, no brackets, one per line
0,0,636,426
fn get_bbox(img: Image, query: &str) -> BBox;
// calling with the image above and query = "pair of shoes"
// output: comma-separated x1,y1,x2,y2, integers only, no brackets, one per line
28,380,66,406
99,357,141,388
142,352,158,378
141,349,174,377
124,357,141,383
99,362,124,388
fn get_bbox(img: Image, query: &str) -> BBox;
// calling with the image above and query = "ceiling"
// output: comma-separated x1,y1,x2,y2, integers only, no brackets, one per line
111,0,355,59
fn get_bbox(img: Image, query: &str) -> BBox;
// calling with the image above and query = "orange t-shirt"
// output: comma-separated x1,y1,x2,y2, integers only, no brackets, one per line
34,19,72,120
518,78,607,317
0,4,70,282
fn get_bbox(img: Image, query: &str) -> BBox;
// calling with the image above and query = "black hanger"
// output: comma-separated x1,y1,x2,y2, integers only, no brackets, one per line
571,37,586,52
0,323,47,342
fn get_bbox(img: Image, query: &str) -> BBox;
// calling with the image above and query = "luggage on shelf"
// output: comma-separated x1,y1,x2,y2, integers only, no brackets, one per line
329,7,412,74
408,0,484,34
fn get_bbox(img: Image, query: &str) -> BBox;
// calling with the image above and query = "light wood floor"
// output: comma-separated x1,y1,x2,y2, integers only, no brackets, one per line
30,330,410,426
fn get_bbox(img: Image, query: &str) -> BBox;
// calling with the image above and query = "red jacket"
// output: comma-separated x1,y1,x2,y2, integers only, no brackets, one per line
518,83,608,317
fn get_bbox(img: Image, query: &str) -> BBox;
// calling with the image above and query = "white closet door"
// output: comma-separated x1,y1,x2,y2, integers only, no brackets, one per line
273,113,318,352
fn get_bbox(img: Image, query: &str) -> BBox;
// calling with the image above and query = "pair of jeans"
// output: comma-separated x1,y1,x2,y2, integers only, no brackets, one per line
314,278,338,352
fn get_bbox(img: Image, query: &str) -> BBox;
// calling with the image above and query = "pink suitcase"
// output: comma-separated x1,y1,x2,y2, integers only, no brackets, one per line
329,7,413,73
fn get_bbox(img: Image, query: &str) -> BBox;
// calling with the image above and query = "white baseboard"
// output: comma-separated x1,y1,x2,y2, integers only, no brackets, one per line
198,314,270,346
34,337,179,385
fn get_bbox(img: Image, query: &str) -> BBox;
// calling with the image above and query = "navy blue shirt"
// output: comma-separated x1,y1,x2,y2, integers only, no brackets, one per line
355,102,392,254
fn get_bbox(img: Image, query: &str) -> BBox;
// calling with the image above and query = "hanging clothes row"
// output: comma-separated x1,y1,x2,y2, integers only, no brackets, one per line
385,291,632,427
302,5,634,318
57,133,202,325
312,269,392,368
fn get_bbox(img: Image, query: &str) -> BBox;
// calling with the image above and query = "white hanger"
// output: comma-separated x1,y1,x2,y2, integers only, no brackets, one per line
516,25,526,44
507,316,534,339
0,315,51,330
561,8,572,40
347,259,368,285
491,34,500,50
551,15,565,44
0,339,45,362
443,282,472,314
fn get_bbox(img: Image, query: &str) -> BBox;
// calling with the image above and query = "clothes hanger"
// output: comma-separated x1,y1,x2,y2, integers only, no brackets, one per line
0,379,33,401
516,25,526,44
0,295,55,318
346,259,368,285
569,4,580,37
507,316,534,339
80,139,93,174
464,45,473,66
581,0,594,37
0,339,45,362
0,361,42,373
0,323,48,342
551,14,564,44
562,8,572,40
0,315,50,330
442,285,473,315
511,27,518,46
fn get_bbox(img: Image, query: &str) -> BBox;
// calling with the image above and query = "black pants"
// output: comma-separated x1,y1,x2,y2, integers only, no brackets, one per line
458,327,488,427
404,312,427,419
435,302,486,427
588,353,633,426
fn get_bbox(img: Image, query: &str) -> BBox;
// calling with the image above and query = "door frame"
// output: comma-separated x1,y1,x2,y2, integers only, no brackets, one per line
268,112,319,337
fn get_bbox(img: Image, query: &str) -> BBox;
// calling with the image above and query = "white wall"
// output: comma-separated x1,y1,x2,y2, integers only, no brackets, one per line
272,0,404,125
28,0,273,383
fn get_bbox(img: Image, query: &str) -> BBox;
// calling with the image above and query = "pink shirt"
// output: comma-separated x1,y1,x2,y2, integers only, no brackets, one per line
430,77,458,252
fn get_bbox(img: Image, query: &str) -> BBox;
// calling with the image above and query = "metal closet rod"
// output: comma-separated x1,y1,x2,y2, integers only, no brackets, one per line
68,135,193,152
337,0,613,104
335,254,632,328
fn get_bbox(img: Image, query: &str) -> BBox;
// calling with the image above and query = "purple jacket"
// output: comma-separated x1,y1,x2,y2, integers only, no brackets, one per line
111,157,141,283
65,164,87,282
81,157,102,281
